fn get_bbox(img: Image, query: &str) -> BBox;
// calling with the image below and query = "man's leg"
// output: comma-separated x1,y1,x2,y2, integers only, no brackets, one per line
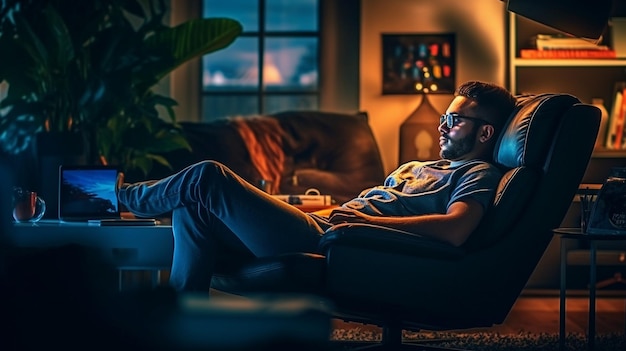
166,203,223,291
119,161,325,291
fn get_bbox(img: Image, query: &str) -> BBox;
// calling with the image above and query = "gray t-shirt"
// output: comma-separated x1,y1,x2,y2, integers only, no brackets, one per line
341,159,502,216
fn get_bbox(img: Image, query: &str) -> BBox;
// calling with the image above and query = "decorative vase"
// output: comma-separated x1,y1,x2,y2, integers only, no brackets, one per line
34,131,89,219
398,95,441,165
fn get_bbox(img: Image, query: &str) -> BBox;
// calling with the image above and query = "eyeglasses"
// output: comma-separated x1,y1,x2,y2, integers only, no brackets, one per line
439,113,490,128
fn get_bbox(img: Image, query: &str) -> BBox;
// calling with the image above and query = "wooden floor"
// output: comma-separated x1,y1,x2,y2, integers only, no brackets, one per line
333,294,626,335
131,273,625,336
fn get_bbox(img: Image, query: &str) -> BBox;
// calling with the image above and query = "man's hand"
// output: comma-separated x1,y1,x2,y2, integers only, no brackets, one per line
328,207,371,224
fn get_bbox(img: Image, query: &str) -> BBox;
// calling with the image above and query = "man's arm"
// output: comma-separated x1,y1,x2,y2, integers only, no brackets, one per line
328,198,485,247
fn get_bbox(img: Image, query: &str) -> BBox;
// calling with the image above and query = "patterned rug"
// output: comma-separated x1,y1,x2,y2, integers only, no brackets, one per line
331,329,626,350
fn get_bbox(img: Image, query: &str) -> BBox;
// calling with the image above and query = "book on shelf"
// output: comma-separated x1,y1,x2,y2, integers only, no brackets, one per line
520,49,616,59
620,87,626,149
533,34,608,50
605,84,626,149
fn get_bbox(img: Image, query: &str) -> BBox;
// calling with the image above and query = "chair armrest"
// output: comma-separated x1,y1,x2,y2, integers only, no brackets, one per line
319,223,464,259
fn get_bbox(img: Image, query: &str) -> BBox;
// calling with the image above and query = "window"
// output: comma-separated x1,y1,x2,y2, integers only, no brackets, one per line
201,0,319,121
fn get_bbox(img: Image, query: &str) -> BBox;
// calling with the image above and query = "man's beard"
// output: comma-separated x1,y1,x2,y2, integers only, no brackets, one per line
440,131,477,160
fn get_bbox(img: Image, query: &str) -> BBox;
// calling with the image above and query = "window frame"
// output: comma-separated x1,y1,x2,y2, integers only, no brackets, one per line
200,0,321,119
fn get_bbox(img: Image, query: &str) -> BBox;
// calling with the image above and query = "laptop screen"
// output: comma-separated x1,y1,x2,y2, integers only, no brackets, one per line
58,165,120,221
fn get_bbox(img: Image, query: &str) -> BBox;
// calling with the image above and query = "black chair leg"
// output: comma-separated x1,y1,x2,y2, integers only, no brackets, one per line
382,325,402,347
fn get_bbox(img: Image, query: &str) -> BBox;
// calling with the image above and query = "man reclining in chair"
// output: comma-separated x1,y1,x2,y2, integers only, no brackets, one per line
118,81,516,292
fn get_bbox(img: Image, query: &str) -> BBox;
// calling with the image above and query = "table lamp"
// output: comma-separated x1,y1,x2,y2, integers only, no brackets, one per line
398,84,444,165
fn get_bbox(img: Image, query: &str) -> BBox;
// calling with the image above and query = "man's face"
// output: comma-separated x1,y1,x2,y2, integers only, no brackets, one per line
438,96,486,161
439,123,479,160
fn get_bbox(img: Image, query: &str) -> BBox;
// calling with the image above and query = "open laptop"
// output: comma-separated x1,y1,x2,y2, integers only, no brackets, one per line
58,165,155,225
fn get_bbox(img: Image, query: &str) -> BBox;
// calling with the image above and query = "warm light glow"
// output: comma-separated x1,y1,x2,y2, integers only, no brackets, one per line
423,67,431,79
240,57,284,85
263,63,283,84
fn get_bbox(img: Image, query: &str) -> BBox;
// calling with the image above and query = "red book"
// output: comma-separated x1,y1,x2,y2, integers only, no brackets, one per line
520,49,617,59
618,87,626,149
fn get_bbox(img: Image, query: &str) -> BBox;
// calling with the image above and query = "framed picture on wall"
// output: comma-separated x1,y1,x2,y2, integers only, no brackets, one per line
381,33,456,95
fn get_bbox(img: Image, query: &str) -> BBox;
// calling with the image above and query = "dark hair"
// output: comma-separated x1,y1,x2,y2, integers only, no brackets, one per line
455,81,516,134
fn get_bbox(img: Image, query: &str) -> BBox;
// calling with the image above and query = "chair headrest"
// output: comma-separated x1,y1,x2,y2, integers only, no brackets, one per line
494,93,581,170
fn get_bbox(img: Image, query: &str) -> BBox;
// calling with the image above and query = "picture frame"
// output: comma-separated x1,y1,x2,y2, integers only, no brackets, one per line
382,33,456,95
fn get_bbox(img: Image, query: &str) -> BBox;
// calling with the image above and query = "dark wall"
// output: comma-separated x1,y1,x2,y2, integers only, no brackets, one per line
319,0,360,112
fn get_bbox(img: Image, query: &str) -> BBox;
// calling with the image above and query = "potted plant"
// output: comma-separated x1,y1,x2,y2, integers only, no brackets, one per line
0,0,242,177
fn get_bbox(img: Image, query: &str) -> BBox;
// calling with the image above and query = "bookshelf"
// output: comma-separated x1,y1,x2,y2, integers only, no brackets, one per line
508,12,626,160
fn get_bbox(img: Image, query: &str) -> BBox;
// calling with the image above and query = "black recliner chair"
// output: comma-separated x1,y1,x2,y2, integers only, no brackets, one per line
210,93,600,349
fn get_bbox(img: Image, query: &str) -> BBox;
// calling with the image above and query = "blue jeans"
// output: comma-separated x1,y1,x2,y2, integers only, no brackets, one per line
118,161,328,292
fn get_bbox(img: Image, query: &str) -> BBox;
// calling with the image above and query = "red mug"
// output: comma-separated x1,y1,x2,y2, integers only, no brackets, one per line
12,187,46,222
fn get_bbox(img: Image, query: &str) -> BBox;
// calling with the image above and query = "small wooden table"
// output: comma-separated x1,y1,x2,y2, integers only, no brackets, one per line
553,228,626,351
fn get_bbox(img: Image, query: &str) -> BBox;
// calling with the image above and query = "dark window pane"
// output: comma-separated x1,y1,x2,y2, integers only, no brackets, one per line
202,95,259,121
266,0,318,31
263,95,318,114
203,37,259,91
203,0,258,32
264,37,318,91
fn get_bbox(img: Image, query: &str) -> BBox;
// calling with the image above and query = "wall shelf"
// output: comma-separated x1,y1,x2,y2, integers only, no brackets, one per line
592,150,626,158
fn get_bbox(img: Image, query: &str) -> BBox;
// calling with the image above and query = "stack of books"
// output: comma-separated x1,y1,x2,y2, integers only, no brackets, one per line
520,34,616,59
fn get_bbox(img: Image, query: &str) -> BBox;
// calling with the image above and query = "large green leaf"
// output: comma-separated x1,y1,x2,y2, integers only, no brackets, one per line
142,17,243,84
